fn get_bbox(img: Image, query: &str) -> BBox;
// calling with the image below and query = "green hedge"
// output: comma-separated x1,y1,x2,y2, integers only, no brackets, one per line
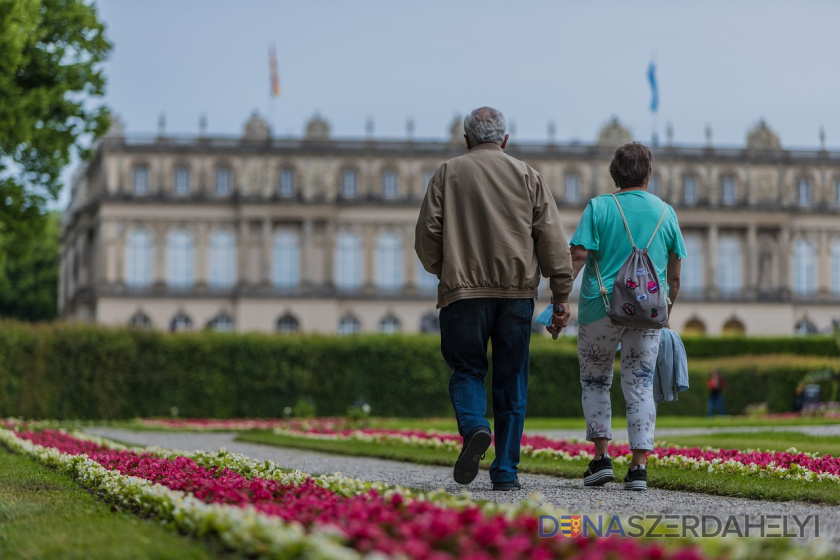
0,321,837,420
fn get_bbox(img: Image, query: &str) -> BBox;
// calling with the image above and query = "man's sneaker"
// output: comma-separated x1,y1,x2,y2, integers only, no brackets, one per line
453,426,492,485
492,478,521,491
583,453,614,487
624,464,647,491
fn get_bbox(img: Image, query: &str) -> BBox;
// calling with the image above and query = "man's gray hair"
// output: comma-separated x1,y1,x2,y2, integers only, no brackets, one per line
463,107,507,146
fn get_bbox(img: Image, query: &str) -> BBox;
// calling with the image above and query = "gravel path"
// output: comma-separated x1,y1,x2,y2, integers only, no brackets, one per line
84,427,838,550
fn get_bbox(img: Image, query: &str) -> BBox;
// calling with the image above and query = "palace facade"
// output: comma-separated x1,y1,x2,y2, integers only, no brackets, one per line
59,112,840,336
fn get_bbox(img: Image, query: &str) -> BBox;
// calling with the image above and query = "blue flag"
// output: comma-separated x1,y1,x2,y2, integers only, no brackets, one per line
647,62,658,113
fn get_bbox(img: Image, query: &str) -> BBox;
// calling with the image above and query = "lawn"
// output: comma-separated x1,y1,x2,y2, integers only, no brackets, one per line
0,446,243,560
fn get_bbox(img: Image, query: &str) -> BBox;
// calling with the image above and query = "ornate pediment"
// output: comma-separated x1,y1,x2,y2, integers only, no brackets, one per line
746,119,781,150
597,117,632,148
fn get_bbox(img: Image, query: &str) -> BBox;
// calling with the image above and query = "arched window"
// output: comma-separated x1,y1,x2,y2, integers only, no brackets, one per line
416,258,437,293
215,166,232,195
133,165,149,195
207,313,234,332
794,319,818,336
683,175,699,205
376,232,402,290
334,232,362,290
167,230,194,288
834,179,840,207
170,312,193,332
797,178,812,207
722,318,746,336
682,236,704,295
379,315,401,333
125,229,153,288
422,170,436,194
792,238,817,297
278,167,296,197
128,311,152,329
272,231,300,289
419,311,440,333
721,176,737,206
647,175,660,197
276,313,300,334
382,170,398,199
174,167,190,196
341,168,358,198
717,236,741,296
683,318,706,335
831,240,840,296
565,173,581,203
338,314,361,335
208,230,236,289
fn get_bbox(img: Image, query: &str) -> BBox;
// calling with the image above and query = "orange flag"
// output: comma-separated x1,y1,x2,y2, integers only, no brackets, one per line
269,45,281,97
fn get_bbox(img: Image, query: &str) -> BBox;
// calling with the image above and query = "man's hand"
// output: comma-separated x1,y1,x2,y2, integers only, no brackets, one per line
545,301,570,340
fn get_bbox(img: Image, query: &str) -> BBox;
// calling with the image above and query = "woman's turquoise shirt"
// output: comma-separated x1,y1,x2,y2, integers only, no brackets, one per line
570,191,687,325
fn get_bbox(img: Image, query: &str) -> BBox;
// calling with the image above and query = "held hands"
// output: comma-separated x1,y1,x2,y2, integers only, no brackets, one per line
545,301,570,340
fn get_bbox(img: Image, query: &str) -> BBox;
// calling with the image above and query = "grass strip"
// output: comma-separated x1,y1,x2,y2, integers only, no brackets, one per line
662,431,840,457
238,431,840,505
0,446,239,560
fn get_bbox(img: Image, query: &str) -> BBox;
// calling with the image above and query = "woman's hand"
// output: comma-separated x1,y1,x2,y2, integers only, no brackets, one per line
546,301,570,339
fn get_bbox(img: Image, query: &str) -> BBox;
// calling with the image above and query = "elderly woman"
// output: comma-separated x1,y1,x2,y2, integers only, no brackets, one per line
566,142,685,491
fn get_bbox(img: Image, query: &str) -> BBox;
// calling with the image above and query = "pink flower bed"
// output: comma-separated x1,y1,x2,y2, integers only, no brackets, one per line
17,428,707,560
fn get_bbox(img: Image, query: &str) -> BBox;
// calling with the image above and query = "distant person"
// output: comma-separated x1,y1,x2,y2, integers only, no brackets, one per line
566,142,686,491
415,106,573,491
707,369,726,416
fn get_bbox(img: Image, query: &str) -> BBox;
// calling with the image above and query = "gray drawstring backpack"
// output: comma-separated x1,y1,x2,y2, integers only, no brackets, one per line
593,194,669,329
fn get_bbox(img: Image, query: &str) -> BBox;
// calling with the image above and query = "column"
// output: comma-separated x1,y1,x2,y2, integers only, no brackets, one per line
779,226,791,298
237,220,248,288
195,222,208,288
818,230,830,297
154,224,166,287
301,218,314,287
363,225,376,293
403,224,415,292
261,218,272,286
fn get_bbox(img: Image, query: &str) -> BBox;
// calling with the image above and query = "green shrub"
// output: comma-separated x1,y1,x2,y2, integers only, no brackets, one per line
0,321,837,420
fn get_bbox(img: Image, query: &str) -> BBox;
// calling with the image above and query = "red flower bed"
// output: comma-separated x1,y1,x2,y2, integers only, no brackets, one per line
17,428,707,560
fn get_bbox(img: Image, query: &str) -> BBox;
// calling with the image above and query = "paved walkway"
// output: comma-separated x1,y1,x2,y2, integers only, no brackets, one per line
85,427,838,551
532,423,840,441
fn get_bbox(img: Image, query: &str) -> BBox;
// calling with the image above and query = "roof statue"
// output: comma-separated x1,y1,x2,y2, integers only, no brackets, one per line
305,113,331,141
746,119,781,150
242,111,270,141
597,117,632,148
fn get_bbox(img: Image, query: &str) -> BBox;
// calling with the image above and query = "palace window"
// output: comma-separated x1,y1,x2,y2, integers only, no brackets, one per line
170,312,193,332
128,311,152,329
334,232,362,290
207,313,235,332
565,173,581,203
379,315,401,334
174,167,190,196
721,176,737,206
797,178,812,207
420,311,440,333
831,240,840,296
338,315,361,335
278,167,296,197
341,168,358,198
208,230,236,289
382,170,398,199
276,314,300,334
167,230,194,288
133,165,149,195
422,170,436,194
717,236,741,295
647,175,660,197
683,175,699,205
215,166,232,195
416,258,437,293
834,179,840,207
682,235,704,295
125,229,153,288
375,232,402,290
792,238,817,297
272,231,300,289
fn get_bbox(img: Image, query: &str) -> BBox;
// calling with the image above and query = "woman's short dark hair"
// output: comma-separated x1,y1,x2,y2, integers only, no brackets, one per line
609,142,654,190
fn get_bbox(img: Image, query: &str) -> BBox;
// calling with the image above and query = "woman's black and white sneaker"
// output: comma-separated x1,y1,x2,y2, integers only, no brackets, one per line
624,464,647,491
583,453,614,487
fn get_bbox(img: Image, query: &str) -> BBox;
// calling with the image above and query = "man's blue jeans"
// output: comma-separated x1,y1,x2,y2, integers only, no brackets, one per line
439,297,534,484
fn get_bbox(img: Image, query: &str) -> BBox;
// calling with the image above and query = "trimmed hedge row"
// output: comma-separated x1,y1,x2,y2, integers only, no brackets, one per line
0,321,837,420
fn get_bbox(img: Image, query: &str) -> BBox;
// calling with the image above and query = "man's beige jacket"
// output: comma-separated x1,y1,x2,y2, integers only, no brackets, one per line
415,142,573,308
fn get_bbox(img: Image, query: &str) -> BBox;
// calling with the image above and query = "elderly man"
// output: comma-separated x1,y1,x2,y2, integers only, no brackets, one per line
415,106,573,491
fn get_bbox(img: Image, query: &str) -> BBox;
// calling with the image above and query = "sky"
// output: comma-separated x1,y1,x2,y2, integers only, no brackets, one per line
91,0,840,149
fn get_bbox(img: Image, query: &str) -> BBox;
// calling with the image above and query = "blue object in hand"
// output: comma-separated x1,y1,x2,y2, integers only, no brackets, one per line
534,304,554,326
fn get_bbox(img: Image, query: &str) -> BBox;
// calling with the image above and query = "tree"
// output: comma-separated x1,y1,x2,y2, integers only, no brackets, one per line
0,0,111,256
0,211,58,320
